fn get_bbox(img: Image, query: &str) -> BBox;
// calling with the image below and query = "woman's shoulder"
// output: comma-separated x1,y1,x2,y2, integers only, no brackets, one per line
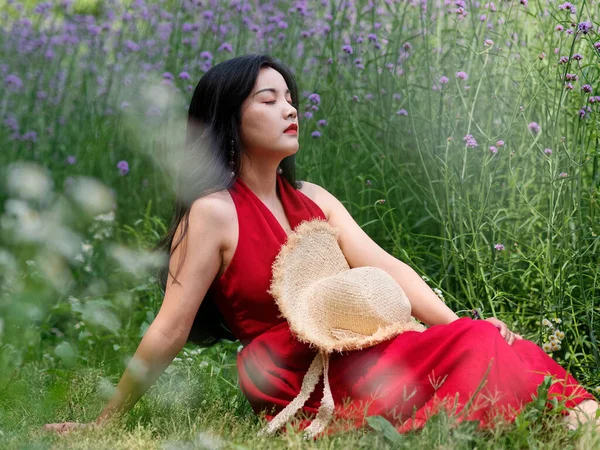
297,180,331,220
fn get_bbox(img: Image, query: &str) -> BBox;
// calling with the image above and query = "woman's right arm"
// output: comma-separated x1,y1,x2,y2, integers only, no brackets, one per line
95,195,227,424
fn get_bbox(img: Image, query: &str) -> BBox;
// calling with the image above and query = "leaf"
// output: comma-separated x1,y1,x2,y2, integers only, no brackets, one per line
366,415,402,444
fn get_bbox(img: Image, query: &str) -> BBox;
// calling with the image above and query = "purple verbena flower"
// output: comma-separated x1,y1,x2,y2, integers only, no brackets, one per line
179,71,190,80
559,172,568,178
4,74,23,91
528,122,541,134
578,22,592,34
582,84,592,93
317,119,328,127
439,75,449,84
544,148,552,155
456,71,469,80
117,160,129,176
463,133,478,147
342,44,353,54
396,108,408,116
489,146,498,154
494,243,505,251
558,56,569,64
67,155,76,164
308,93,321,104
572,53,582,61
304,111,313,119
311,130,321,138
496,140,505,147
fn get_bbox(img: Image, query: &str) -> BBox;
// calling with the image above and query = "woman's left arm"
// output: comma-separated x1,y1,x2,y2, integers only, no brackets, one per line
308,182,523,343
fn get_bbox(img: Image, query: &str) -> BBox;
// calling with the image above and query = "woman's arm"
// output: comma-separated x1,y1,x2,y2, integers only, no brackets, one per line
96,195,227,422
385,261,459,326
96,321,188,423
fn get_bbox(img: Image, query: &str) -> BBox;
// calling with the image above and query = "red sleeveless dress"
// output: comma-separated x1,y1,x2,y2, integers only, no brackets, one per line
206,173,594,436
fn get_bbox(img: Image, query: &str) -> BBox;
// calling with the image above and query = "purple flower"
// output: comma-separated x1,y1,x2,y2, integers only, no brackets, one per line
559,172,568,178
352,95,360,102
311,130,321,138
124,40,139,52
317,119,328,127
456,71,469,80
439,75,449,84
21,131,37,142
396,109,408,116
565,82,574,90
342,44,353,54
494,243,505,251
496,140,505,147
218,43,232,53
4,116,18,131
366,179,372,186
200,51,213,60
4,74,23,91
565,72,579,80
555,25,564,32
179,71,190,80
66,155,76,164
117,160,129,176
572,53,582,61
303,111,313,119
558,2,574,12
528,122,541,134
484,39,494,47
308,93,321,104
544,148,552,155
489,146,498,154
367,33,378,42
403,42,412,51
202,10,214,20
582,84,592,93
558,56,569,64
595,42,600,50
578,22,592,34
463,134,478,148
162,72,174,80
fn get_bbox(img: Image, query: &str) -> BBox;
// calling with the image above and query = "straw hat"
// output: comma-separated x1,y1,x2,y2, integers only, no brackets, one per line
258,218,426,439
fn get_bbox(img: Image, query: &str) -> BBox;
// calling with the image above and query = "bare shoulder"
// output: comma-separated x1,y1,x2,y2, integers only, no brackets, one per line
297,180,336,220
179,190,236,250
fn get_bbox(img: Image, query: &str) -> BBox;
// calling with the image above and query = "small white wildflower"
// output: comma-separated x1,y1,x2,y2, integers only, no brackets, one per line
25,260,36,266
549,334,557,342
74,253,85,263
550,341,560,351
421,275,430,281
594,386,600,393
553,318,562,324
81,242,93,254
199,361,209,368
173,357,182,362
542,318,552,327
555,330,565,340
542,342,552,352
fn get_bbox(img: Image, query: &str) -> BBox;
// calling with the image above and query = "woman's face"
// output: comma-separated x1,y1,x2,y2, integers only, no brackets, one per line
239,67,299,158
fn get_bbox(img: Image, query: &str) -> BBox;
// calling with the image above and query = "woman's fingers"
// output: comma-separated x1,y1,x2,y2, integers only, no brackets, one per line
43,422,90,434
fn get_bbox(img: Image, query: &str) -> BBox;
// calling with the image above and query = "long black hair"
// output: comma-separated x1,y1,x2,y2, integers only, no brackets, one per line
154,54,302,347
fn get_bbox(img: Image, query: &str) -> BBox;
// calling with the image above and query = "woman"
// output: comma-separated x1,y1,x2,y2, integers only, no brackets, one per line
45,54,598,436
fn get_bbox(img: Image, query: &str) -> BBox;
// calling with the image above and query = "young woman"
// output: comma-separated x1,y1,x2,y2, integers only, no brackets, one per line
45,54,598,436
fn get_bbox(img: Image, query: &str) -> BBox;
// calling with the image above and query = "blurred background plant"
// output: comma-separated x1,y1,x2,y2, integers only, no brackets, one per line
1,0,599,447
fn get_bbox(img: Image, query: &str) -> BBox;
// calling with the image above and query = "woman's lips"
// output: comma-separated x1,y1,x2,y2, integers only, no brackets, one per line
284,129,297,134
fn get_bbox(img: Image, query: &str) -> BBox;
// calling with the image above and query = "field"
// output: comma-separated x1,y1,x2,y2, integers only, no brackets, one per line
1,0,599,447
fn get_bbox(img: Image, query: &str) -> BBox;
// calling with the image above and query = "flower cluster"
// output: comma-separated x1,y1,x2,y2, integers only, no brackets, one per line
541,318,565,352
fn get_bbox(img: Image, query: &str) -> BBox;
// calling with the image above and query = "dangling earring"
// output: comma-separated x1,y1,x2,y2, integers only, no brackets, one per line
277,165,283,175
229,139,235,177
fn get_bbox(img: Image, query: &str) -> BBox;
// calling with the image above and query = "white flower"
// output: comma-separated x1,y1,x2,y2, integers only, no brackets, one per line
421,275,430,281
199,361,209,368
542,342,552,352
6,162,54,200
542,318,552,327
555,330,565,340
553,318,562,324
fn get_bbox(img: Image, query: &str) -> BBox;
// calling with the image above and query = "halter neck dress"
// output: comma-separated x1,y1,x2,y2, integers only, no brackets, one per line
205,173,594,436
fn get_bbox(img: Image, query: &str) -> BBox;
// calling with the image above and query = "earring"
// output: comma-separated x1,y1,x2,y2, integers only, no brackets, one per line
229,139,235,177
277,165,283,175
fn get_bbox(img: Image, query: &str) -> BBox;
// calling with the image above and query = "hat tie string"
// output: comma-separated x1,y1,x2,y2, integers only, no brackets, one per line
257,350,334,439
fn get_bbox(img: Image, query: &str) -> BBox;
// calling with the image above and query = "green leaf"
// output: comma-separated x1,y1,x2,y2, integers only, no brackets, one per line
366,415,402,444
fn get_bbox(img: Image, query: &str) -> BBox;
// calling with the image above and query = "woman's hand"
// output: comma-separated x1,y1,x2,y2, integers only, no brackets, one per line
484,317,523,345
43,421,99,435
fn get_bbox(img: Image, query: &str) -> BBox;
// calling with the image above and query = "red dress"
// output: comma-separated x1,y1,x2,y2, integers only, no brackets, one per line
206,173,594,436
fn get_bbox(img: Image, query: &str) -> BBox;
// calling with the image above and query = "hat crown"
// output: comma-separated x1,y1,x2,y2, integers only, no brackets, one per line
306,266,412,338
